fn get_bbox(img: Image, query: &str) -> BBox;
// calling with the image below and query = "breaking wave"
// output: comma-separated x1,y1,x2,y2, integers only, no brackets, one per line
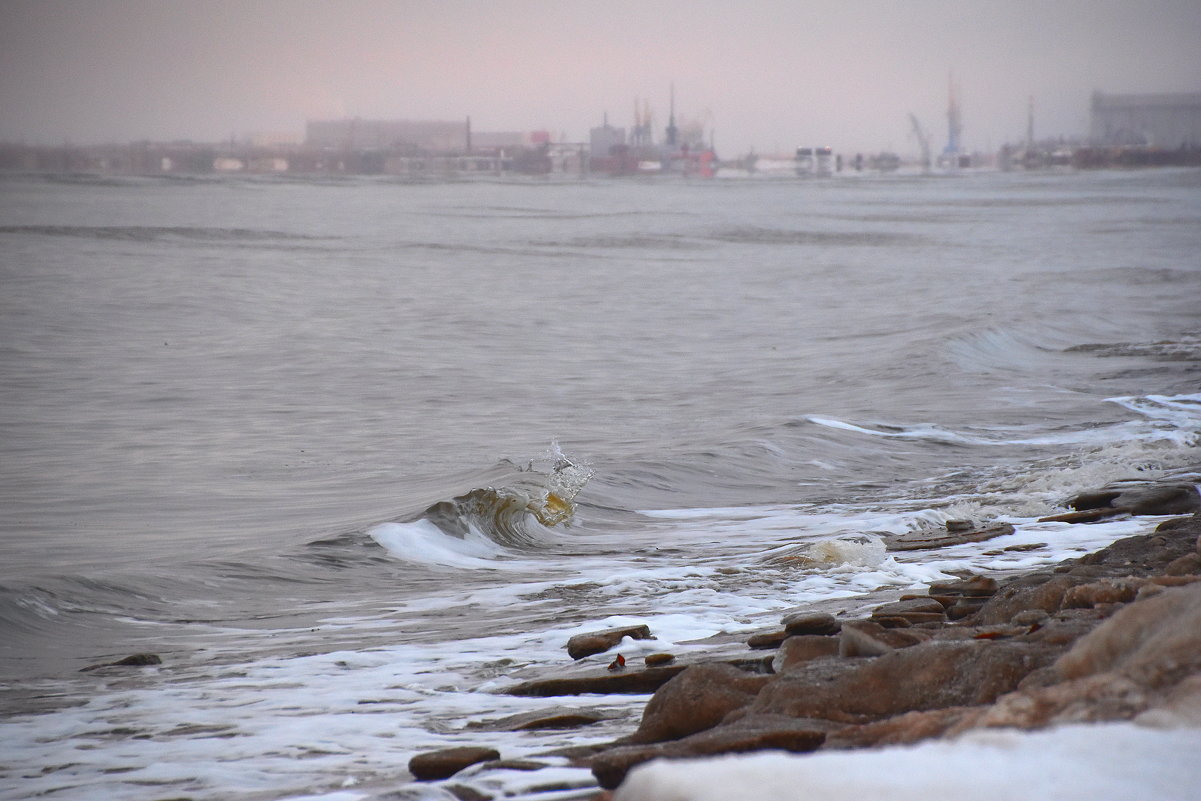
369,451,592,568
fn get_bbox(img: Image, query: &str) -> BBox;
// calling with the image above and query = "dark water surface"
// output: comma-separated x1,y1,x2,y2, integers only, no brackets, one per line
1,169,1199,800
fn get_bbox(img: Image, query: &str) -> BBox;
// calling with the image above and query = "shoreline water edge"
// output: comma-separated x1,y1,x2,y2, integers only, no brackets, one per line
36,483,1201,801
397,485,1201,801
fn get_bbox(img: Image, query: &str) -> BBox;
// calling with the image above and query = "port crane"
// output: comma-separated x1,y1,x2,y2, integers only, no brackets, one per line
908,113,932,173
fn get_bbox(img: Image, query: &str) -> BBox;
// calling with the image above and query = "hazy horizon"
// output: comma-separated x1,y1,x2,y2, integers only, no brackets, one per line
2,0,1200,157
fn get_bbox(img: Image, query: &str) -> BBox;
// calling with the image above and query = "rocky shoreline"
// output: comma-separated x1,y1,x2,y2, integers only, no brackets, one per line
404,486,1201,800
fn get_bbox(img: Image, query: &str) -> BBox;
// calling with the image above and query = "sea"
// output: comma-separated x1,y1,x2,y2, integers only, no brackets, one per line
1,167,1199,801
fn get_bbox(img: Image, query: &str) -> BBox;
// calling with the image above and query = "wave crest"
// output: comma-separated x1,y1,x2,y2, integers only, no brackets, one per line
370,453,592,567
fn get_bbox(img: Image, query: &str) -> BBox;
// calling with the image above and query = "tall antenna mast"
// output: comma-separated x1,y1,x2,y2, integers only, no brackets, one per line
1026,96,1035,148
666,83,678,146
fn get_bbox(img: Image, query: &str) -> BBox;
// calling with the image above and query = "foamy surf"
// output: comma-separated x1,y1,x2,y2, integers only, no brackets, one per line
369,452,593,567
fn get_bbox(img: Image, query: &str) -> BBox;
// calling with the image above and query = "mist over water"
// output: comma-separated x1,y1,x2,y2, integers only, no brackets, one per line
1,169,1199,799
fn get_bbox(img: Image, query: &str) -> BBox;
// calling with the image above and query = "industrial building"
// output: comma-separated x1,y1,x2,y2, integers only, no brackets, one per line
1090,92,1201,148
305,118,468,153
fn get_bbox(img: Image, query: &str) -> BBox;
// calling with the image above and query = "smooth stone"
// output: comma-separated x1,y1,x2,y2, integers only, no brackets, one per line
628,663,773,744
772,635,841,673
781,611,840,636
746,630,789,649
929,575,999,597
839,620,929,657
408,746,500,781
566,624,654,660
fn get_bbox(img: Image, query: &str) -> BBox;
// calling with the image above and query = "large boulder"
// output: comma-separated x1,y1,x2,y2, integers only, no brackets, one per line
1056,581,1201,689
772,635,841,673
750,640,1054,724
944,578,1201,734
1069,483,1200,517
627,663,772,744
591,715,826,790
971,573,1092,625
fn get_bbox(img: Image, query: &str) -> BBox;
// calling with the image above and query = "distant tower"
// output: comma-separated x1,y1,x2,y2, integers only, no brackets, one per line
944,74,963,156
665,84,679,147
631,98,653,147
1026,96,1035,148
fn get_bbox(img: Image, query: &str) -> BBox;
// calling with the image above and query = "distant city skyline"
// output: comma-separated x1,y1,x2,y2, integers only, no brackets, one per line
2,0,1200,157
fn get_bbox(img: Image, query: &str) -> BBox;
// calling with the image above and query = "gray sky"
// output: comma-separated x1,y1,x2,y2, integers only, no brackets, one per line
2,0,1199,157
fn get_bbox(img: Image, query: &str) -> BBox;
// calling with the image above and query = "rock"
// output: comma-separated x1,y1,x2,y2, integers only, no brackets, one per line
445,785,491,801
781,612,840,636
952,672,1151,732
1114,484,1200,516
80,653,162,672
466,707,611,732
628,663,772,744
1063,483,1200,518
928,575,998,597
746,631,789,649
508,665,686,697
644,653,675,667
946,598,988,620
1056,582,1201,689
1061,579,1145,609
752,639,1054,724
1069,489,1123,510
1137,674,1201,727
591,717,825,790
886,523,1014,551
1075,524,1198,573
931,583,1201,736
772,635,841,673
838,620,929,657
409,746,500,781
1165,552,1201,575
1038,508,1128,524
971,573,1092,625
824,706,969,749
567,625,654,660
871,598,947,625
374,786,464,800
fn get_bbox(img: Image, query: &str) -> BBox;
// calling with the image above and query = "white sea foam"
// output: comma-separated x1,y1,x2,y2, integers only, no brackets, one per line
369,519,514,569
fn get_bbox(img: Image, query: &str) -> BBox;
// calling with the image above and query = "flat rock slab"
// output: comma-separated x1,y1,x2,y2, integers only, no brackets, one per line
508,665,688,697
506,653,773,698
466,707,616,732
886,523,1015,552
409,746,500,781
782,612,840,636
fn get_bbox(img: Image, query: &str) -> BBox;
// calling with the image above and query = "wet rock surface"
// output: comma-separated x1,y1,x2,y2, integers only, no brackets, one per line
408,746,501,781
79,653,162,672
566,624,654,660
395,511,1201,797
575,511,1201,791
885,521,1015,551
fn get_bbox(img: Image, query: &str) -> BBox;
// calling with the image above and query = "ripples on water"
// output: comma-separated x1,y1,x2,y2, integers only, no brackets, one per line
0,169,1199,799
